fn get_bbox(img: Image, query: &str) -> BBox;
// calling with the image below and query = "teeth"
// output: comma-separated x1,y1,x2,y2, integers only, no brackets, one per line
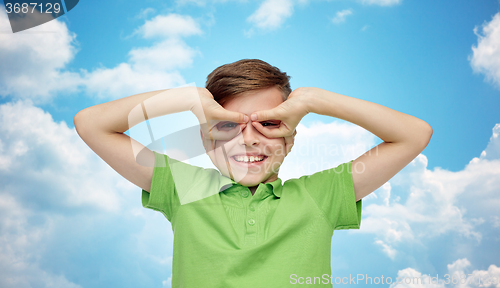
233,155,265,163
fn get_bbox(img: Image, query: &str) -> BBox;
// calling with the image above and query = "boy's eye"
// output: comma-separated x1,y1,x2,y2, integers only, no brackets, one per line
261,121,280,127
216,121,239,131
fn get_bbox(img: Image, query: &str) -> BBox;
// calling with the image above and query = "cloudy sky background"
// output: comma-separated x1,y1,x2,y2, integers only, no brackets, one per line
1,0,500,287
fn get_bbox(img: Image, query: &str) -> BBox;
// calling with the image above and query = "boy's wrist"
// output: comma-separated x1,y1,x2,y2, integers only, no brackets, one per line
291,87,325,115
303,88,342,117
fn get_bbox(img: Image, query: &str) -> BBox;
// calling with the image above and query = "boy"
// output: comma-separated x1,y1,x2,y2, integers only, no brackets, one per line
74,59,432,287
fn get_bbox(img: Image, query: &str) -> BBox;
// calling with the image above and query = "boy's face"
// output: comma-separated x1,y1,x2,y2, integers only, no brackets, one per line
206,87,287,187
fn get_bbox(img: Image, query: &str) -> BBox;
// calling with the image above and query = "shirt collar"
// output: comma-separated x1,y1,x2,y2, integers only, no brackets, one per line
265,178,282,198
219,176,282,198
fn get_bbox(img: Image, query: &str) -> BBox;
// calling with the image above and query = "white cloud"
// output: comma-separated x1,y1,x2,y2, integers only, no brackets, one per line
360,0,402,6
0,10,81,102
356,123,500,258
375,239,397,260
332,9,353,24
0,194,83,288
83,14,202,99
390,258,500,288
479,123,500,160
462,263,500,288
389,267,445,288
129,38,199,71
175,0,238,6
174,0,396,33
0,13,202,101
162,277,172,288
447,258,471,276
83,63,185,99
0,100,125,211
492,215,500,228
470,13,500,89
0,100,175,287
247,0,294,30
137,14,202,39
135,7,156,20
176,0,208,5
0,100,130,287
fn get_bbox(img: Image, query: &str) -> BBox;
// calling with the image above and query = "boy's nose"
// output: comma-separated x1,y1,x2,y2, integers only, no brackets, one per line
238,121,260,146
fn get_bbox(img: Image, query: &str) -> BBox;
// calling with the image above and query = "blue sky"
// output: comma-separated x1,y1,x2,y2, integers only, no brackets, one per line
0,0,499,287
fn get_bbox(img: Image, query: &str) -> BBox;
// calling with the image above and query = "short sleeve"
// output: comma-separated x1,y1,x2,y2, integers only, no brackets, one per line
141,152,179,221
301,160,362,230
142,152,233,222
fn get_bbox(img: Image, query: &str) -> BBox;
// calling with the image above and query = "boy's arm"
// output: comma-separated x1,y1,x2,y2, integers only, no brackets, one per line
300,87,433,201
250,87,433,201
74,87,247,192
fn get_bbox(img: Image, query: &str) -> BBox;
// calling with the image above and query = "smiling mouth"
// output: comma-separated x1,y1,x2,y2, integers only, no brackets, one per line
231,155,267,163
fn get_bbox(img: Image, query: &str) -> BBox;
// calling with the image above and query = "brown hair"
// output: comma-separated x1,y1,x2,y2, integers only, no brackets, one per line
205,59,291,106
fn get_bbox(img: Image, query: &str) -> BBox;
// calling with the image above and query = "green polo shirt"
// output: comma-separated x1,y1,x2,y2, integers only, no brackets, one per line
142,152,362,287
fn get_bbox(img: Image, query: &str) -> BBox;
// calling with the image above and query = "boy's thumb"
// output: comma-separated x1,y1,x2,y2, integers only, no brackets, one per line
237,112,249,123
251,109,273,121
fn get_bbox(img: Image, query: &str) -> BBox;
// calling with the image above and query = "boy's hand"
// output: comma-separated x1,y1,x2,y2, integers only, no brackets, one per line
250,87,311,154
283,129,297,156
190,87,249,148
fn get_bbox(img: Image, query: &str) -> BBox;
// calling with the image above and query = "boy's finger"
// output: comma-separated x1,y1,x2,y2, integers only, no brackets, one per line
284,130,296,145
250,107,280,122
285,142,294,155
284,129,296,155
215,109,248,123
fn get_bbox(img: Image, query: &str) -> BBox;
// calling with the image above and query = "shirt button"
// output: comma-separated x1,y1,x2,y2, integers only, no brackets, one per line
241,190,249,198
249,204,255,211
248,219,255,225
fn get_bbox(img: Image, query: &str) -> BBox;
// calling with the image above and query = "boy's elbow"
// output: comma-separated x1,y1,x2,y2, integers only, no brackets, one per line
424,121,433,140
74,110,84,131
73,110,82,128
427,123,433,140
417,121,433,149
74,108,91,136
